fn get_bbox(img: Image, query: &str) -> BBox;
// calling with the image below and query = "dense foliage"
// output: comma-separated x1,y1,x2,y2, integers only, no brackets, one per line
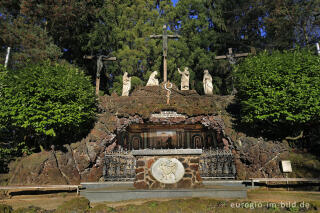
236,49,320,139
0,0,319,154
1,0,319,94
0,16,62,68
0,62,96,171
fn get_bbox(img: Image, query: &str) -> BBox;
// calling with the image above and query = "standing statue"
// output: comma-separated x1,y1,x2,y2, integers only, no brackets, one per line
122,72,131,96
178,67,190,90
146,71,159,86
203,69,213,95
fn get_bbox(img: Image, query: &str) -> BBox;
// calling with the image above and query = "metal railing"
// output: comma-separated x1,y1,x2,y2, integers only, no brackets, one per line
104,148,237,181
104,150,136,181
199,149,236,179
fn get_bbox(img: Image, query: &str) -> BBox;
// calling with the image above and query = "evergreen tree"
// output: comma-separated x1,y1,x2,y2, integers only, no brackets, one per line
85,0,176,92
262,0,320,49
0,15,61,68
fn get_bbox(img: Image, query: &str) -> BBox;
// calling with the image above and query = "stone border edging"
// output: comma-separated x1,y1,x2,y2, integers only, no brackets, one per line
132,149,203,156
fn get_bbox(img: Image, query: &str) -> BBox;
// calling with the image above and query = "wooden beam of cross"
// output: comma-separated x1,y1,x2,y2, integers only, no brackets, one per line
83,55,116,96
150,25,180,82
215,47,255,95
215,47,255,64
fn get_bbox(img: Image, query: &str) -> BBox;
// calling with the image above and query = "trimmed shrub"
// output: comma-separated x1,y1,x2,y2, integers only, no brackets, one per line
236,49,320,138
0,61,96,170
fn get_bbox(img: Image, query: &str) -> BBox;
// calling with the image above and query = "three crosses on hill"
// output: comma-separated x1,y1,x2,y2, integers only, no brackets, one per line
85,25,256,96
84,24,180,96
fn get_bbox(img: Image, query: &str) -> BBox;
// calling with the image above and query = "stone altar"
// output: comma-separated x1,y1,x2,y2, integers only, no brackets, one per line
132,149,202,189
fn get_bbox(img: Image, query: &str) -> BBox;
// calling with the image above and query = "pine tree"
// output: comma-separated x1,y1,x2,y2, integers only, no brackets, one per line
85,0,176,93
0,15,61,68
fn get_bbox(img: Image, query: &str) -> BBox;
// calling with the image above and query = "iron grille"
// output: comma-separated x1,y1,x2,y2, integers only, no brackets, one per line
200,149,236,179
104,150,136,181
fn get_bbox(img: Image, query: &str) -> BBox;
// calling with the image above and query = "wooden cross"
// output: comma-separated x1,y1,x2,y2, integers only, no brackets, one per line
83,55,116,96
215,48,254,95
150,25,180,82
215,47,255,64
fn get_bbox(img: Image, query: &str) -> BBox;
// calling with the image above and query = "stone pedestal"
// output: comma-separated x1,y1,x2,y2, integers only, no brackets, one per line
132,149,202,189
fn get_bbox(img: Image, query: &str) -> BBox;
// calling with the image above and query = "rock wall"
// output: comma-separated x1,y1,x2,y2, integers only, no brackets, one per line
232,137,288,179
7,113,231,185
4,92,290,185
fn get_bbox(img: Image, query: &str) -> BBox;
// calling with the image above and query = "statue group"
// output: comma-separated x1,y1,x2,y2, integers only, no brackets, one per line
122,68,213,96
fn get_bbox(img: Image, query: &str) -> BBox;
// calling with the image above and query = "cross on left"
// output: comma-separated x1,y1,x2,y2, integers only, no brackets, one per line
83,55,116,95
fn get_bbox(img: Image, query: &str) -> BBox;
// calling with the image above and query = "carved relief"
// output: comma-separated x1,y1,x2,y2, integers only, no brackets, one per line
151,158,185,184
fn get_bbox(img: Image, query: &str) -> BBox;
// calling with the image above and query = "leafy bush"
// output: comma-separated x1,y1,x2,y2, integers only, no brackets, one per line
131,76,144,90
0,61,96,162
235,49,320,138
110,75,123,96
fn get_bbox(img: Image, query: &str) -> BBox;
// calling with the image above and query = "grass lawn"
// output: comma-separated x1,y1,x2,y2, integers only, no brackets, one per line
0,189,319,212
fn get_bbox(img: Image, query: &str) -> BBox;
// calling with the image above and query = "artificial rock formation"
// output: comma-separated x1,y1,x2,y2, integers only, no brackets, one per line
5,86,290,185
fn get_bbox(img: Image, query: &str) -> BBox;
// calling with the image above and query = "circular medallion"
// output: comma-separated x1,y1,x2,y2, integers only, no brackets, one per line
151,158,185,184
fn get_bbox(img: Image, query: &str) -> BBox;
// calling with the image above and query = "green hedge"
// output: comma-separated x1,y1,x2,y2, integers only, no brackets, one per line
0,62,96,170
236,49,320,138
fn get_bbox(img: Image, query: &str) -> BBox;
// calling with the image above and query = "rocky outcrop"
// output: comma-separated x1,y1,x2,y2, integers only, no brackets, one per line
233,137,288,179
5,86,290,184
8,112,119,185
7,114,232,185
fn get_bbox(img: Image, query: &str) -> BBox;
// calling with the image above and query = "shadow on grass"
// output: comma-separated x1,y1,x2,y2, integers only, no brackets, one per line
8,189,77,197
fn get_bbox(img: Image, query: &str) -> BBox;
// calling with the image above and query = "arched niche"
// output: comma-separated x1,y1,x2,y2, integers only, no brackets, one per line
117,123,219,150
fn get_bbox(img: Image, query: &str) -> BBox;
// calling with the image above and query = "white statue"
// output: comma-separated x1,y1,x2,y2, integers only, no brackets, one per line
122,72,131,96
203,69,213,95
146,71,159,86
178,67,190,90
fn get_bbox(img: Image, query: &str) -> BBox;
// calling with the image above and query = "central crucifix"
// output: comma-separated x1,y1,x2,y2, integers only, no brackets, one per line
150,25,180,82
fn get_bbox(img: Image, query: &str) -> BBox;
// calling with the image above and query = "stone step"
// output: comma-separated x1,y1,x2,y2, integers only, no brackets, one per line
81,187,247,202
81,182,134,190
203,180,246,187
81,181,247,190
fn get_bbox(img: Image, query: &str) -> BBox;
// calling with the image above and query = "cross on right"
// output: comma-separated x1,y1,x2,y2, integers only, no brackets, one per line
215,47,255,64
